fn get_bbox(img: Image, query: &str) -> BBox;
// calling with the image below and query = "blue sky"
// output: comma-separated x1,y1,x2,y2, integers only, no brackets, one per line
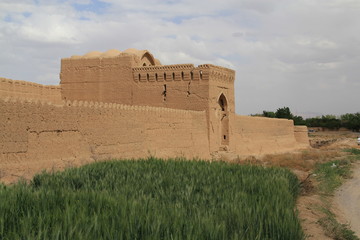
0,0,359,116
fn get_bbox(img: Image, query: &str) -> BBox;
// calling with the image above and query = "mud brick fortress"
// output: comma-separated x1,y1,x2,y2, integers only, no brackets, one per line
0,49,309,182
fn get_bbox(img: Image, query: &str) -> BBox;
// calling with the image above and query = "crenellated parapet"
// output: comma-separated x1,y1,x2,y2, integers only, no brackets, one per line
132,64,194,72
0,96,204,116
0,78,61,103
132,63,235,84
0,78,60,90
198,64,235,84
132,64,209,82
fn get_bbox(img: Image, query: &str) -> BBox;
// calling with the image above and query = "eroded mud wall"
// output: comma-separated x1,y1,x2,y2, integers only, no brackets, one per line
0,98,210,183
60,55,135,104
132,64,210,111
0,78,61,104
233,115,307,156
294,126,310,147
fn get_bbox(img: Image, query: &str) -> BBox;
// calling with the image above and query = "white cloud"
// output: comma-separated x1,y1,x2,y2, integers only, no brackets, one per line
0,0,359,116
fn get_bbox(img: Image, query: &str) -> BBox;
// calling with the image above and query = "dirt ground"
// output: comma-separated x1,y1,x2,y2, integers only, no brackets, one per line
296,130,360,239
335,161,360,237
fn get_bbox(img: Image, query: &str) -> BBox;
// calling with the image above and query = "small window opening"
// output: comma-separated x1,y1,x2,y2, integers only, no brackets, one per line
155,73,158,81
164,73,167,81
187,82,191,97
190,71,194,80
138,73,141,81
162,84,167,101
143,63,147,66
199,70,203,80
181,71,184,80
172,72,175,80
146,73,150,81
224,135,227,140
220,99,225,111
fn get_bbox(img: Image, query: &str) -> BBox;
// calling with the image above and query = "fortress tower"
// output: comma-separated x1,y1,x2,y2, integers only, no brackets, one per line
0,48,309,182
60,49,236,152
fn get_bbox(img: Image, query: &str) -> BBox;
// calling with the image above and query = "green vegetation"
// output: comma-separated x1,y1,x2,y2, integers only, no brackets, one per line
254,106,360,129
253,107,306,125
341,113,360,132
314,158,352,195
314,149,360,240
306,115,342,130
318,209,359,240
0,158,304,240
315,148,360,194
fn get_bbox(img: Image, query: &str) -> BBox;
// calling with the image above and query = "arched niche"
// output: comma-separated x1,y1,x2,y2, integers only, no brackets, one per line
218,93,229,146
140,52,156,66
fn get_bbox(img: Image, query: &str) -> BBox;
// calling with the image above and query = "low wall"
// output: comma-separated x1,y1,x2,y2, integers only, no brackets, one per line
234,115,306,156
0,98,210,183
0,78,61,104
294,126,310,147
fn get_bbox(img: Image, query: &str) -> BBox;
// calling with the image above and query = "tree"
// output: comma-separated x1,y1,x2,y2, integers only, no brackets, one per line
321,115,341,130
341,113,360,132
293,115,306,125
258,107,306,125
305,117,321,128
275,107,293,119
263,111,276,118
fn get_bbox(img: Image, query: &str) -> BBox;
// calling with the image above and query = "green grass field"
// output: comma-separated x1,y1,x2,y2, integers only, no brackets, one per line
0,158,304,240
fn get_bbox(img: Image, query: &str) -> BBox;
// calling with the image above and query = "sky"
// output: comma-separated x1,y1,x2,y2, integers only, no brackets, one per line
0,0,359,117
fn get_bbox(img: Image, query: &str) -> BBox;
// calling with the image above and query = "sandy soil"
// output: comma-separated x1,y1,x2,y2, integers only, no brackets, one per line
295,130,359,239
335,162,360,237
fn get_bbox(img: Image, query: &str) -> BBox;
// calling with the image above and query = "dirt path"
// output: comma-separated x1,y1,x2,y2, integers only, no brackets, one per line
335,162,360,237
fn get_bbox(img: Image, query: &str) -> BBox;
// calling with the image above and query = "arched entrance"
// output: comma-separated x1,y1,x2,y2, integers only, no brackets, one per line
218,94,229,146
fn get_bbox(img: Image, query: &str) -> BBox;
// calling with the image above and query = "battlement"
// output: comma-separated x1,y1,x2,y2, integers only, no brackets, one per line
132,64,235,83
62,99,204,115
132,64,208,82
0,78,61,103
0,78,60,90
132,64,194,72
200,64,235,84
0,96,204,116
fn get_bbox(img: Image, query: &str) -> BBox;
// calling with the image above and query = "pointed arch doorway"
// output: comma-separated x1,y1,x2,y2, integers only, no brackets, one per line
218,94,229,146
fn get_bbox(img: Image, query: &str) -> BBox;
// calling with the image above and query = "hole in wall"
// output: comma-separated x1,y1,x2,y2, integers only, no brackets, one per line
187,82,191,97
164,73,167,81
190,71,194,80
138,73,141,81
181,71,184,80
218,94,229,146
143,63,147,66
172,72,175,80
162,84,167,101
155,73,158,81
199,70,203,80
219,98,225,111
146,73,150,81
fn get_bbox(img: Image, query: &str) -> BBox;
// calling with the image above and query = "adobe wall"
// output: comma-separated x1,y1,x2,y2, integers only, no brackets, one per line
294,126,310,147
60,54,136,104
0,78,61,104
0,97,210,183
233,115,305,156
206,65,236,152
132,64,210,111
